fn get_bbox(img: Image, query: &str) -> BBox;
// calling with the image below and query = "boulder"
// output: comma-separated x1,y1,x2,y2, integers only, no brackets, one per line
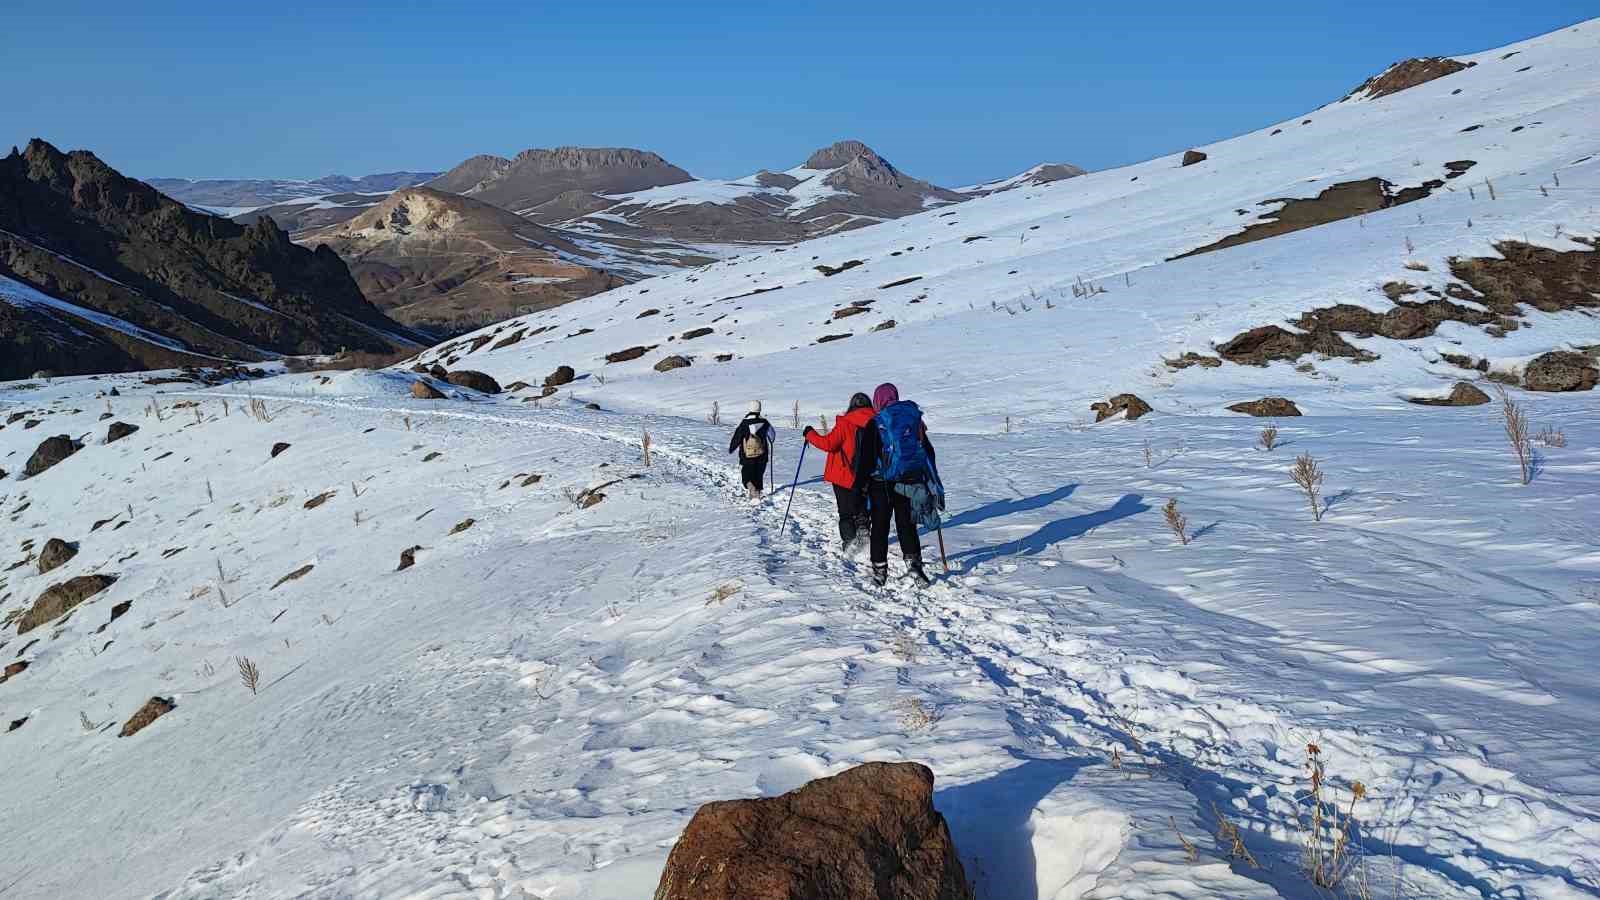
1524,351,1599,392
118,697,175,738
445,370,502,394
544,365,576,387
540,385,558,398
106,421,139,443
270,441,292,458
1089,393,1152,422
606,345,653,363
17,574,118,634
1226,397,1302,417
23,434,81,477
37,538,78,575
652,762,971,900
654,355,692,372
1181,149,1208,166
411,380,446,400
428,364,449,379
1408,382,1491,406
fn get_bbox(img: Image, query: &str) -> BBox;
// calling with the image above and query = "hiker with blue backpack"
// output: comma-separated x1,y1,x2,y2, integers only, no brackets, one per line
851,382,944,587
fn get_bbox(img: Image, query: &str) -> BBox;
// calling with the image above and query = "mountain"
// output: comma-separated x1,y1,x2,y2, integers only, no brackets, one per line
0,139,423,379
301,187,623,335
430,147,694,213
149,171,440,212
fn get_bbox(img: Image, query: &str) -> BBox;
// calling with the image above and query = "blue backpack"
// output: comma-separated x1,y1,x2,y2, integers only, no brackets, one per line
874,401,931,482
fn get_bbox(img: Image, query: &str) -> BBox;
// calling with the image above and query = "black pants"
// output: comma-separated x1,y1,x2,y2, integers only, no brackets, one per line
834,484,868,545
868,480,921,566
740,456,767,491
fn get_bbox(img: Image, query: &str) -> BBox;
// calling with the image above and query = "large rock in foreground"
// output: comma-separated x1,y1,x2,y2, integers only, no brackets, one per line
653,761,972,900
24,434,81,477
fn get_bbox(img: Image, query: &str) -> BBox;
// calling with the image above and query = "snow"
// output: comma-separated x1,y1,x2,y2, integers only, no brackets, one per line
3,18,1600,900
0,274,195,353
604,179,783,210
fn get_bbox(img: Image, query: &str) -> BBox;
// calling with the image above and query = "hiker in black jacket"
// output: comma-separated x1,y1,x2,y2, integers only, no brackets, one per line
852,383,940,586
728,401,774,499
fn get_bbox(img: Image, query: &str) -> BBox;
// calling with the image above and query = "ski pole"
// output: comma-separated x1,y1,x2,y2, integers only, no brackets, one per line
780,442,807,538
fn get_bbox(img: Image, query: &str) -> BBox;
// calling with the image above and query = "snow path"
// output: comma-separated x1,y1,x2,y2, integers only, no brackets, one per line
178,382,1600,898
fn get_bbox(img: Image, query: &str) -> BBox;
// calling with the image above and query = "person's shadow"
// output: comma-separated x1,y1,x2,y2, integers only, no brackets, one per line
951,495,1150,571
933,484,1079,533
936,756,1096,900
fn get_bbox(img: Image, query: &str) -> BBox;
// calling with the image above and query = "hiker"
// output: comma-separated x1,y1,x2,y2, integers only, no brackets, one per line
852,383,943,587
802,392,875,549
728,401,774,499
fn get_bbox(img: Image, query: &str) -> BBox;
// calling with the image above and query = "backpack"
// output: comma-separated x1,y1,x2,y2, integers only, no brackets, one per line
741,422,767,458
874,401,930,482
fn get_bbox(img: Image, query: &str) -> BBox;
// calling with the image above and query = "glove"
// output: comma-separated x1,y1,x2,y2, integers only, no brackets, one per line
803,426,816,436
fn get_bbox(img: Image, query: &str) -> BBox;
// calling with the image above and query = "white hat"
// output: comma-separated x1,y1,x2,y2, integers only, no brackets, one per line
748,400,762,415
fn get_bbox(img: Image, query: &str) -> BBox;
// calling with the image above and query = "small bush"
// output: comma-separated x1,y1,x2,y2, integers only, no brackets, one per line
237,656,260,695
1258,424,1279,451
1495,386,1533,484
1291,453,1325,522
1538,424,1566,448
1163,498,1190,545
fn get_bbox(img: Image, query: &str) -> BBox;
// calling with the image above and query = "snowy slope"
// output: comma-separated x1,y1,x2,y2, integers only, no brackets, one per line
4,19,1600,900
417,21,1600,432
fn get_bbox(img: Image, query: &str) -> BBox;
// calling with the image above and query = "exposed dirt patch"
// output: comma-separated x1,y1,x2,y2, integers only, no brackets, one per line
1172,176,1442,261
1449,239,1600,316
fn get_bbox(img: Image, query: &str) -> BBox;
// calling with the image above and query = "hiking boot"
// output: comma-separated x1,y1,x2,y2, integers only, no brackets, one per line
871,563,888,587
908,563,932,588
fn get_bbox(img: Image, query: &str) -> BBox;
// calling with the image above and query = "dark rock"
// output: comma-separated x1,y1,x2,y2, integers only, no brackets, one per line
1165,352,1222,369
654,355,692,372
449,518,475,535
681,327,714,340
106,421,139,443
17,573,117,633
1227,397,1302,417
1409,382,1492,406
872,320,897,332
1090,393,1152,422
23,434,81,477
545,365,576,387
585,402,602,410
652,761,971,900
270,441,291,458
637,308,661,318
1524,351,1599,392
37,538,77,574
428,364,449,379
411,380,446,400
271,564,314,589
397,545,423,571
606,346,653,363
1181,149,1208,166
0,660,27,683
445,370,501,394
540,385,558,398
118,696,175,738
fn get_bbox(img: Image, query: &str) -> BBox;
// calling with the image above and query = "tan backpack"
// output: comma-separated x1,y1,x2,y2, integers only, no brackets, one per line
742,426,766,458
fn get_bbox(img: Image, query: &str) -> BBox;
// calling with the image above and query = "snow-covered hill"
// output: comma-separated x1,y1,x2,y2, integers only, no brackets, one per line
416,22,1600,431
3,19,1600,900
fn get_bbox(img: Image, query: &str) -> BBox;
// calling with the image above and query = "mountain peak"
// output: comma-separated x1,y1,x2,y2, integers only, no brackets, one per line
804,140,891,171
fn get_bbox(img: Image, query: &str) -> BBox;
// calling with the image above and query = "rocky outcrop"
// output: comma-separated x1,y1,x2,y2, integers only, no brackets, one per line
1181,149,1208,166
654,355,692,372
544,365,576,387
0,139,422,379
437,146,693,212
23,434,81,477
1227,397,1302,417
17,574,117,633
1524,351,1599,392
37,538,77,574
105,421,138,443
653,762,971,900
118,696,175,738
606,345,653,363
1409,382,1491,406
411,380,446,400
1344,57,1473,101
1090,393,1152,422
445,370,502,394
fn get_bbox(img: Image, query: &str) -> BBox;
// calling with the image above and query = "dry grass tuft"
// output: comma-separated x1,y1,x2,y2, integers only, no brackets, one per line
1291,452,1326,522
1538,424,1566,448
237,656,260,695
1211,801,1261,868
705,582,740,606
1299,742,1368,890
1170,816,1200,863
1495,386,1533,484
1163,498,1191,545
1258,423,1280,451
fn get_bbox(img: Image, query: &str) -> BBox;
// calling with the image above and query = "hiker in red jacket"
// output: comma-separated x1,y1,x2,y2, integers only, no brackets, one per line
803,392,875,549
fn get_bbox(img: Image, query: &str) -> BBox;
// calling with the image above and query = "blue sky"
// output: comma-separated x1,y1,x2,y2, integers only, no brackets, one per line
3,2,1592,186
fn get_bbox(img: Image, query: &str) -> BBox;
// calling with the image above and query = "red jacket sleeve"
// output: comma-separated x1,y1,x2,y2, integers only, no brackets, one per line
805,424,847,453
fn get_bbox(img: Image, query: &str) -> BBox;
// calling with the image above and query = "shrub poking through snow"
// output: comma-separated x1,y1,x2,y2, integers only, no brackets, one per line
1211,802,1261,868
1163,498,1191,545
237,656,260,695
1495,386,1533,485
1538,424,1566,448
1291,452,1326,521
642,429,652,466
1259,423,1280,451
1299,743,1368,890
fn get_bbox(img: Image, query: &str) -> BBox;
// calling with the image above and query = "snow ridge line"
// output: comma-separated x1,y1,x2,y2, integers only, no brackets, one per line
182,389,1600,895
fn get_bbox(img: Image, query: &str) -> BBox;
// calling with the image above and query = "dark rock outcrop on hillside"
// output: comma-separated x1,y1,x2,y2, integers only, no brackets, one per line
1091,393,1152,422
1344,57,1474,101
653,762,972,900
1227,397,1302,417
0,139,422,379
1409,382,1492,406
24,434,81,477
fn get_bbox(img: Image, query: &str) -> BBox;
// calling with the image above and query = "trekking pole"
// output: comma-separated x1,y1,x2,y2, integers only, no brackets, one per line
779,442,807,538
935,520,950,574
